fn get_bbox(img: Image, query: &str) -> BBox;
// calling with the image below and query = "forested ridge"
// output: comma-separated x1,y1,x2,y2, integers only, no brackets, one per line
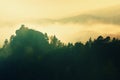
0,25,120,80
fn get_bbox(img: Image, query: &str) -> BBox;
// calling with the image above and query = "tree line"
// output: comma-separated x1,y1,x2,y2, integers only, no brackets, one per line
0,25,120,80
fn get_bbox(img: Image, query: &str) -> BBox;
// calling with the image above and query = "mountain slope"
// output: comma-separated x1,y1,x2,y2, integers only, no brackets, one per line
57,5,120,25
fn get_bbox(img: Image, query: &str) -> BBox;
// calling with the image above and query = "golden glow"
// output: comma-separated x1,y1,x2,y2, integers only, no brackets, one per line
1,23,119,44
28,23,120,43
0,0,120,46
0,0,120,19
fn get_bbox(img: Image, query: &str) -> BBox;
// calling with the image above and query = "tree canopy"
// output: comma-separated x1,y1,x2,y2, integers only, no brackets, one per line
0,25,120,80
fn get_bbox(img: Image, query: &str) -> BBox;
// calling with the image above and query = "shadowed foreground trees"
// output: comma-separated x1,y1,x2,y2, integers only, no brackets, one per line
0,26,120,80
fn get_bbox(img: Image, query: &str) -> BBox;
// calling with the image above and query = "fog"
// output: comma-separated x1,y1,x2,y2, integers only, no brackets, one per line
0,22,120,47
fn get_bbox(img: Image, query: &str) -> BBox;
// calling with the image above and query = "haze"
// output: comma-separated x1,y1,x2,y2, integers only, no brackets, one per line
0,0,120,46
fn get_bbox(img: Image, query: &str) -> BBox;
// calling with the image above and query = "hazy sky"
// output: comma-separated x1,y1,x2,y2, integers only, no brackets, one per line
0,0,120,46
1,0,120,19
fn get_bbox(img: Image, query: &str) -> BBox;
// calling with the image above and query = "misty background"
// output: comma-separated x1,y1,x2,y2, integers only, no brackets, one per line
0,0,120,46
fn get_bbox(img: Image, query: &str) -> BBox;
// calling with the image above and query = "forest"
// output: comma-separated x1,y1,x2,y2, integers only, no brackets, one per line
0,25,120,80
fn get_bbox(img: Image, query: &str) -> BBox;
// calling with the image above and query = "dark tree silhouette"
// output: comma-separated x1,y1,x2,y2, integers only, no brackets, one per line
3,39,8,48
0,25,120,80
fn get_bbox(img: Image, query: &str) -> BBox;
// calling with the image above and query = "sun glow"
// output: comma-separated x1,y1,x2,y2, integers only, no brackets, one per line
0,0,120,46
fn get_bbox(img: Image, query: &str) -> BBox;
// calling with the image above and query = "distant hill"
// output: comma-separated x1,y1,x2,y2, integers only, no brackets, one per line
57,5,120,25
37,5,120,25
